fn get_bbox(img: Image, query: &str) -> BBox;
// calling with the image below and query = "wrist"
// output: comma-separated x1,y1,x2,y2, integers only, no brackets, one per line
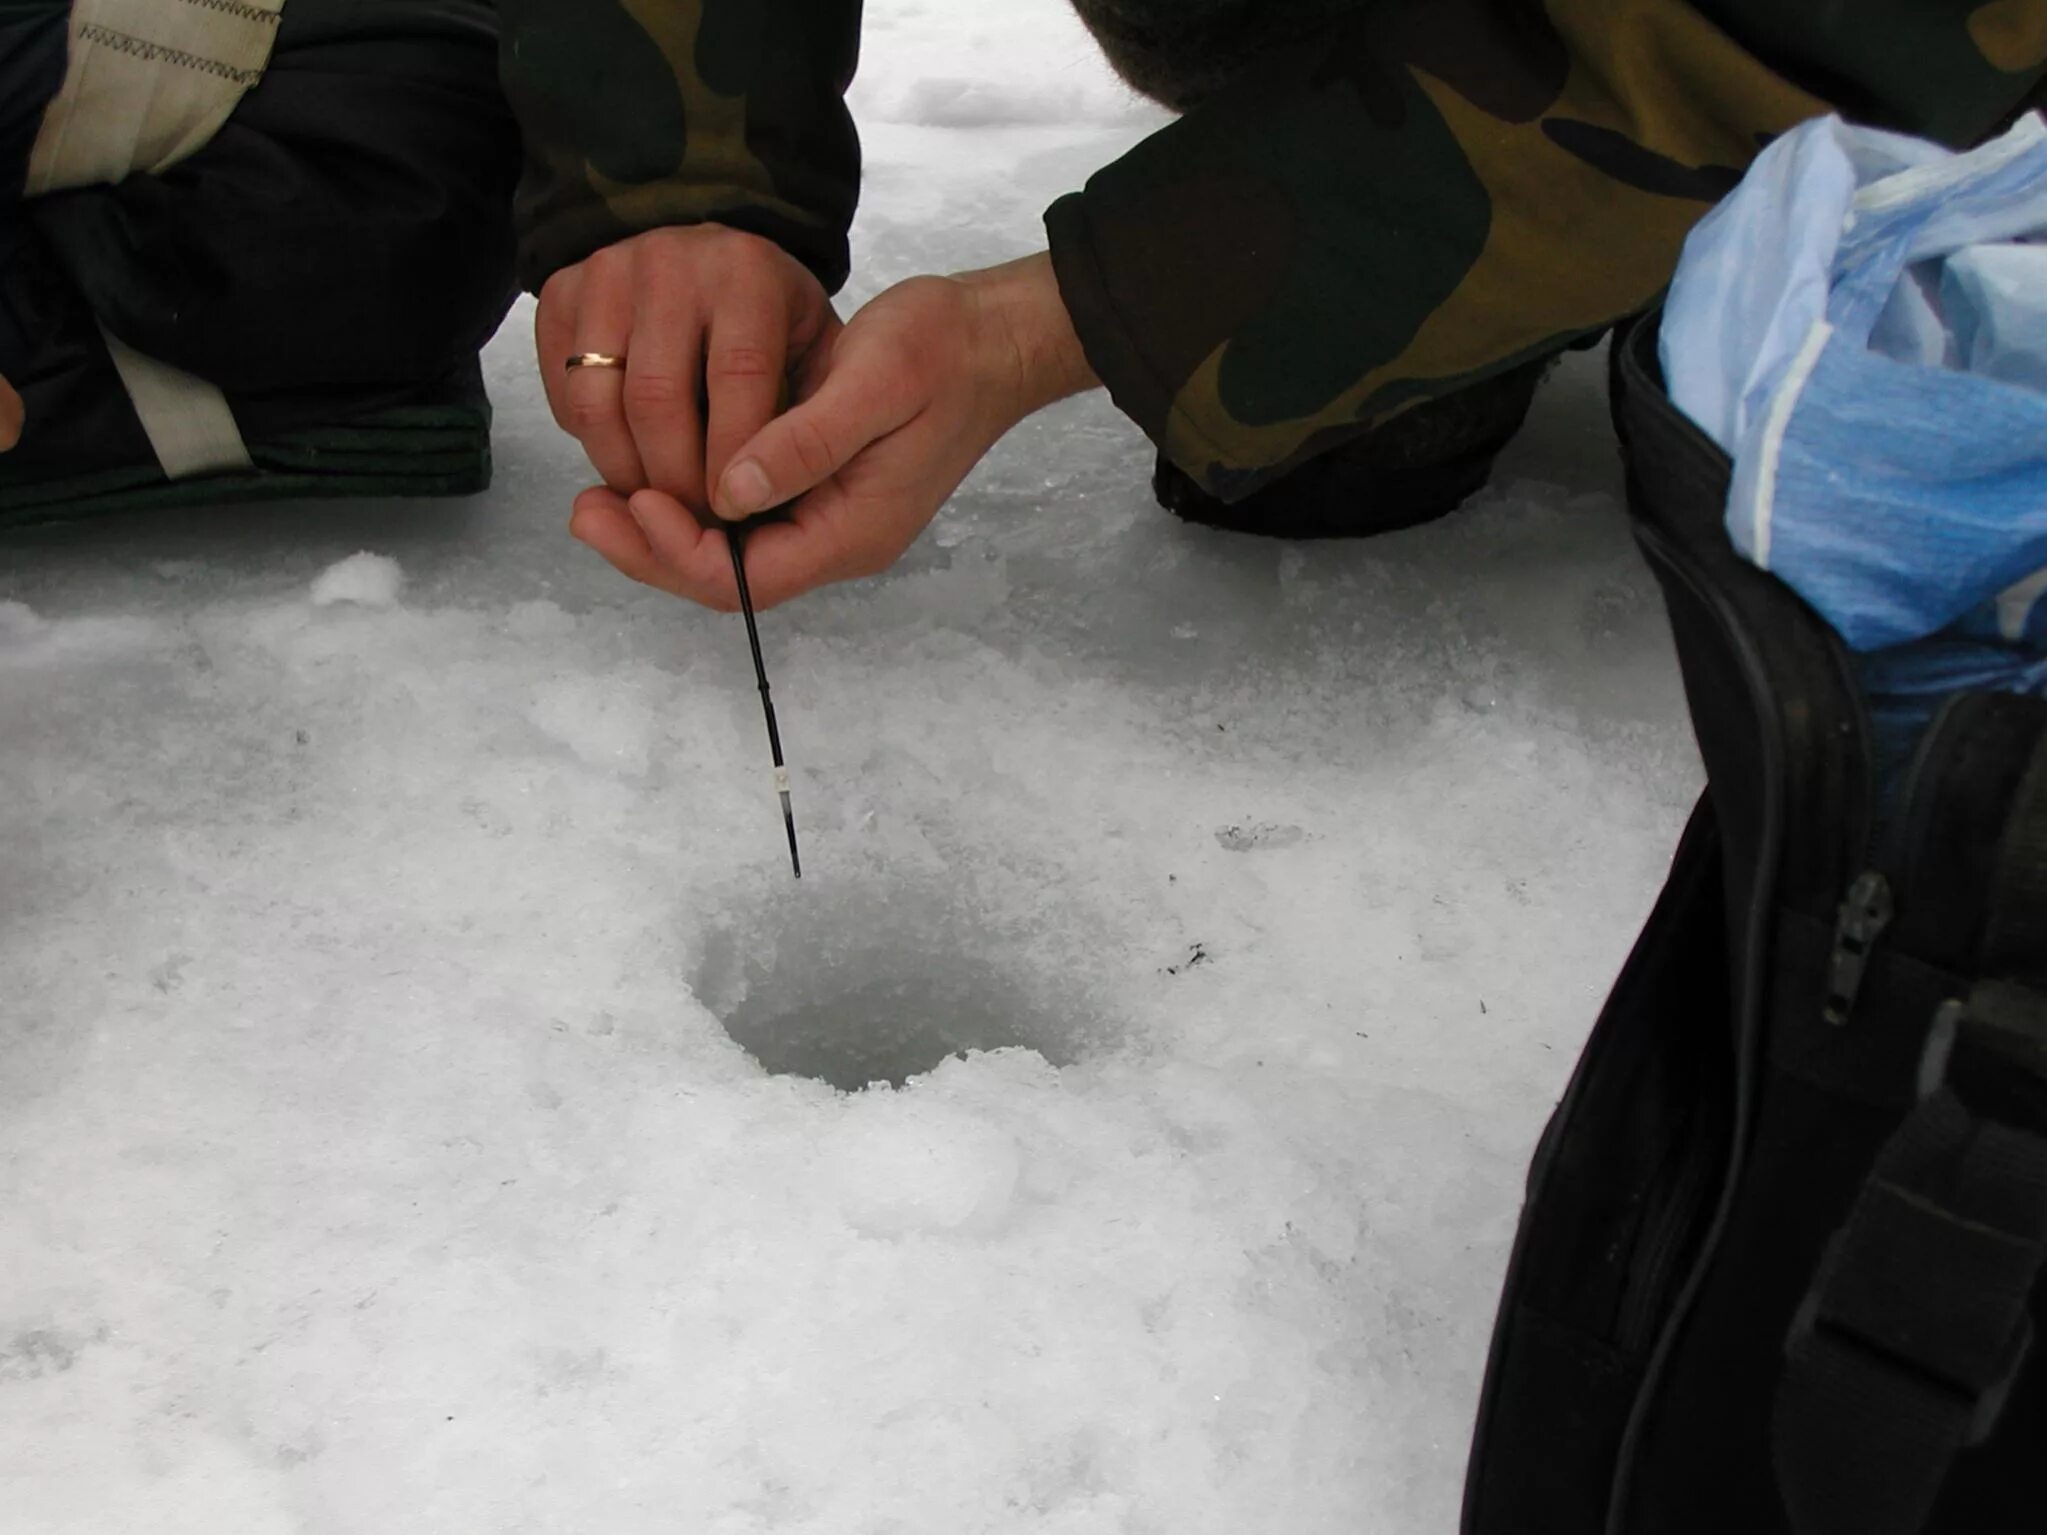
957,252,1098,420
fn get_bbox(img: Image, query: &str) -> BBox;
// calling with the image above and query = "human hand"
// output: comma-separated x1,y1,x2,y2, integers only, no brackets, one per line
572,252,1097,611
535,223,839,512
0,373,20,451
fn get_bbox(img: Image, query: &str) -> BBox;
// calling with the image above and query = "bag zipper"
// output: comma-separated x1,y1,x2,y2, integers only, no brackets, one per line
1615,1122,1724,1353
1821,869,1894,1026
1607,518,1790,1534
1606,405,1878,1526
1820,690,1972,1029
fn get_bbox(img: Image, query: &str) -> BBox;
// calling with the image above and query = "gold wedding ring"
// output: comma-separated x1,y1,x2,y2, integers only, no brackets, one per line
564,352,626,372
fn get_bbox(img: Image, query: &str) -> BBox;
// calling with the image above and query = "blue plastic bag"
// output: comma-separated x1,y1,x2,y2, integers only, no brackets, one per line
1661,113,2047,796
1663,113,2047,655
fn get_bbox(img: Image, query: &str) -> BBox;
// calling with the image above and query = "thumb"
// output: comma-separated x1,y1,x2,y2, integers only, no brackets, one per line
711,348,919,521
0,375,21,452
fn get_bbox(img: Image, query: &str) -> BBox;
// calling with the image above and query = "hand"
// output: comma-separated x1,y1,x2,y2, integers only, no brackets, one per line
0,373,20,451
573,252,1097,611
535,223,839,511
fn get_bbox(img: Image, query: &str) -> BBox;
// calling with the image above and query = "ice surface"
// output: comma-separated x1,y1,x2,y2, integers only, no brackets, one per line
820,1085,1022,1236
0,598,43,640
0,2,1701,1531
849,1,1156,130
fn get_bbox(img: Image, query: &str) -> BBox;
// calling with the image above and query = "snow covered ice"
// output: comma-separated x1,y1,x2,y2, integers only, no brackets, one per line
0,3,1701,1531
818,1090,1021,1238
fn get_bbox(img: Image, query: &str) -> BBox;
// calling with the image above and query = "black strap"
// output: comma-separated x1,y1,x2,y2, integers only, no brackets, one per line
1773,986,2047,1535
1984,740,2047,989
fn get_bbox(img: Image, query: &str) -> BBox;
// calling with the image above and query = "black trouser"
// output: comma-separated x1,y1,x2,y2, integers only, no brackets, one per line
0,0,521,511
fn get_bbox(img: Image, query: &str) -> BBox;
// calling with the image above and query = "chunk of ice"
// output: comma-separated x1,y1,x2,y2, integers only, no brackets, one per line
310,552,405,609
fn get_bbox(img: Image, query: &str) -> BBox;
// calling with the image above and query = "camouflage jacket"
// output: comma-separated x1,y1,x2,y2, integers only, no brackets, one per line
498,0,2047,502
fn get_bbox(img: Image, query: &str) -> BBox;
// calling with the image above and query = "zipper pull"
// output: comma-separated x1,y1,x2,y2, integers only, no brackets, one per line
1822,870,1894,1027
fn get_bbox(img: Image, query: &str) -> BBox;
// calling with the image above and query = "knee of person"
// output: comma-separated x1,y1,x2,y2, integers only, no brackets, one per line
1066,0,1346,112
22,0,524,393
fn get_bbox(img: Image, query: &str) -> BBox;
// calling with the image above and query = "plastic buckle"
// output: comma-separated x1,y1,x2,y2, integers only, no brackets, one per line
1966,1312,2034,1446
1786,1239,2035,1448
1917,983,2047,1121
1784,1232,1845,1350
1915,997,1966,1101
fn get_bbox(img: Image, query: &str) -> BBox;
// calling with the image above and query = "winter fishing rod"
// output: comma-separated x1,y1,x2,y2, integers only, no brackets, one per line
726,520,800,879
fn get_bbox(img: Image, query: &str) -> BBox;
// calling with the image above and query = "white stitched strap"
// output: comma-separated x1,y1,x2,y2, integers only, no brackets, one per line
97,323,251,480
1748,317,1834,571
26,0,287,194
1998,565,2047,643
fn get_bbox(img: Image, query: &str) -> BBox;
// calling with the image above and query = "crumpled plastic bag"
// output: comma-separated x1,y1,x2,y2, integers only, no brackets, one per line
1662,112,2047,659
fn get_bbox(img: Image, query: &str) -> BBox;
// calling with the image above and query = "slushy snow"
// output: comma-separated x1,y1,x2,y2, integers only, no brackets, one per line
0,2,1701,1530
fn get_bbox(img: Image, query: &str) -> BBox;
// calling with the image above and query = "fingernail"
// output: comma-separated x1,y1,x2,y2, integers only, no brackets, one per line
721,460,772,518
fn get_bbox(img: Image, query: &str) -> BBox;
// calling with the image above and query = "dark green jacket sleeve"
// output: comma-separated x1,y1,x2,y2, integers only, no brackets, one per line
1046,0,2047,503
497,0,864,294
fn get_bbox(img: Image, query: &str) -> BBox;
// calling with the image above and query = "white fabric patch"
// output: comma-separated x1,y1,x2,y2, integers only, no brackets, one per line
26,0,287,194
97,322,252,480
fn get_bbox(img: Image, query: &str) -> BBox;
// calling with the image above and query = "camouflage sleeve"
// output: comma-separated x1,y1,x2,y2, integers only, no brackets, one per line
1044,0,2047,504
497,0,864,294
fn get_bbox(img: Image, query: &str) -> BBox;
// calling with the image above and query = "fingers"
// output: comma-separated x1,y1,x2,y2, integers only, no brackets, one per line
702,281,792,507
626,489,742,603
539,228,841,513
534,265,579,437
575,271,1014,613
712,354,919,522
0,374,21,452
572,475,875,615
562,251,645,494
536,248,649,494
728,485,879,609
543,249,701,504
621,273,705,510
568,486,741,612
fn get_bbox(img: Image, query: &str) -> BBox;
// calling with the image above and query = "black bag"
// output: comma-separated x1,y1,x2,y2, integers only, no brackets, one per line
1461,314,2047,1535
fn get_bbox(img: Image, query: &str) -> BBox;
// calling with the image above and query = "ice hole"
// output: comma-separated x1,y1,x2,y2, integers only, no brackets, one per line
696,878,1097,1092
